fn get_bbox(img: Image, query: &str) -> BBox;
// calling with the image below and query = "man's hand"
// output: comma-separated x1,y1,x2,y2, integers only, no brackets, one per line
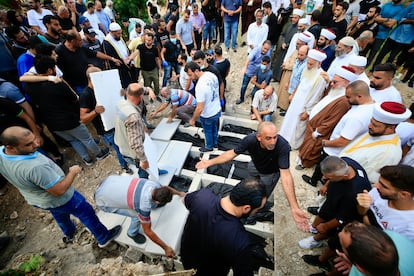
69,165,82,175
281,42,287,49
113,58,122,66
189,119,196,126
48,75,63,83
320,71,329,83
140,160,149,170
166,117,173,123
164,246,176,258
95,105,105,114
334,249,352,275
150,111,157,117
195,158,210,169
316,222,329,234
291,208,310,232
356,189,372,209
299,112,309,121
319,181,329,196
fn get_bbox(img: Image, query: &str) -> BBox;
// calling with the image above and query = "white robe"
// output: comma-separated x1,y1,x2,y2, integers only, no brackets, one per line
327,51,356,79
283,32,315,63
340,133,402,183
279,67,326,149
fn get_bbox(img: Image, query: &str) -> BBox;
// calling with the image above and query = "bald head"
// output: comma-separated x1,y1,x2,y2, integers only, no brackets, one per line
258,121,277,134
297,45,309,61
347,80,370,96
160,87,171,98
0,126,32,147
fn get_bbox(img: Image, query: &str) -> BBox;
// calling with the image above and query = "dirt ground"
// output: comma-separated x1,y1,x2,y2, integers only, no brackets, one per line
0,39,413,275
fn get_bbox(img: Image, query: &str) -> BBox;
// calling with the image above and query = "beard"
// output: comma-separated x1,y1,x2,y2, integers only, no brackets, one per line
335,49,346,57
302,67,319,80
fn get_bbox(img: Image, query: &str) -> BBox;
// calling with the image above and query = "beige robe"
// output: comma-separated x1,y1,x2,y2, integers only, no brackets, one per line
276,50,297,110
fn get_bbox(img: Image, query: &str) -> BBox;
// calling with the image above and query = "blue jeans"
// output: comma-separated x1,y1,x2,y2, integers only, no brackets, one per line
48,190,110,244
203,19,216,41
102,129,128,168
162,62,181,87
200,111,221,149
224,20,238,49
262,113,273,122
54,123,101,160
239,74,252,102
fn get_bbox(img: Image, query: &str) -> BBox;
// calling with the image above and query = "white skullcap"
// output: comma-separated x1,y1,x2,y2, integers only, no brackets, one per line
109,22,121,31
106,0,113,4
372,102,411,125
349,55,367,67
335,66,358,82
298,18,309,25
307,49,327,62
293,9,304,17
298,32,312,43
339,36,355,47
320,28,336,41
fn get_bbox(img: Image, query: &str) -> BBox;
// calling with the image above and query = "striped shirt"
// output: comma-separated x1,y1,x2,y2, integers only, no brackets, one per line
168,89,197,107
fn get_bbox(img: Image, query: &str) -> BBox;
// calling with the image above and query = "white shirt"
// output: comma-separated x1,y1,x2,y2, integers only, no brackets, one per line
106,34,129,59
247,22,269,54
83,11,102,32
195,71,221,118
396,122,414,147
325,103,374,156
179,66,194,91
368,188,414,242
357,72,370,85
27,8,53,33
370,85,402,104
103,6,115,21
251,89,277,112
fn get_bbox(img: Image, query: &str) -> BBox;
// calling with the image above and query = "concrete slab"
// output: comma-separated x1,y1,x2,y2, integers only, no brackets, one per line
219,115,259,132
151,118,181,141
158,140,192,176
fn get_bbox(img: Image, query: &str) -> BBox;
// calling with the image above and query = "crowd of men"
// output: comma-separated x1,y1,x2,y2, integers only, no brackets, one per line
0,0,414,275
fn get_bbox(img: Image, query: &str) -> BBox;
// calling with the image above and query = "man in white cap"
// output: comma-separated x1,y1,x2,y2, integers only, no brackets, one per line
317,28,336,71
284,25,315,64
103,22,134,88
349,55,370,85
340,102,411,183
104,0,115,22
327,36,357,79
279,48,327,150
369,63,402,104
302,66,365,185
272,8,303,81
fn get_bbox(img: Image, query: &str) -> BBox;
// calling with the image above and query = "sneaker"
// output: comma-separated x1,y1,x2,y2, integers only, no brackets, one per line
96,148,110,161
62,235,74,244
138,168,149,179
279,110,286,116
199,147,213,152
295,164,305,170
235,99,244,105
127,233,146,244
302,174,317,187
302,255,330,270
156,96,162,103
122,166,133,175
98,225,122,248
83,157,94,166
183,122,190,128
309,223,318,234
298,236,322,249
307,206,319,216
146,124,156,130
232,48,237,53
158,169,168,175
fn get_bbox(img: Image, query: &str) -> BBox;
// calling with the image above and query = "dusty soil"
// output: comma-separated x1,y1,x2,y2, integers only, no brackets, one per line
0,39,412,275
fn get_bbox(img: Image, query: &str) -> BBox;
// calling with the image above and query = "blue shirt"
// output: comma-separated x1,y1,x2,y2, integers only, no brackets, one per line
17,51,35,77
245,46,272,77
0,79,25,104
254,67,273,88
220,0,242,22
288,58,307,94
376,2,405,40
389,2,414,44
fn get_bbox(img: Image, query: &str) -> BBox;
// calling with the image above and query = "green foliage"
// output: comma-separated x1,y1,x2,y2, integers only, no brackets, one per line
0,0,21,10
18,255,44,273
112,0,148,21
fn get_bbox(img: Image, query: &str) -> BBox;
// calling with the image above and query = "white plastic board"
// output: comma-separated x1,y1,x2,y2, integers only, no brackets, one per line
143,133,159,180
90,69,123,131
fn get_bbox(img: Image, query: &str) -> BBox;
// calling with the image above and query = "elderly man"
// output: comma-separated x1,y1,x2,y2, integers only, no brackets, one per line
348,55,369,84
196,122,310,229
185,62,221,152
340,102,411,183
298,156,371,249
103,22,135,88
0,126,121,247
327,36,357,79
369,63,402,104
95,175,184,256
279,49,328,150
246,9,268,54
251,85,277,123
236,40,272,105
150,87,197,125
317,28,336,71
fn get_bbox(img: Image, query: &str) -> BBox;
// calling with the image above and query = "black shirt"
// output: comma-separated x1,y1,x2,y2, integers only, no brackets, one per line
79,86,108,135
162,40,181,62
58,17,74,31
137,43,159,71
234,133,290,174
328,18,348,42
0,97,27,134
56,43,97,87
201,0,218,21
